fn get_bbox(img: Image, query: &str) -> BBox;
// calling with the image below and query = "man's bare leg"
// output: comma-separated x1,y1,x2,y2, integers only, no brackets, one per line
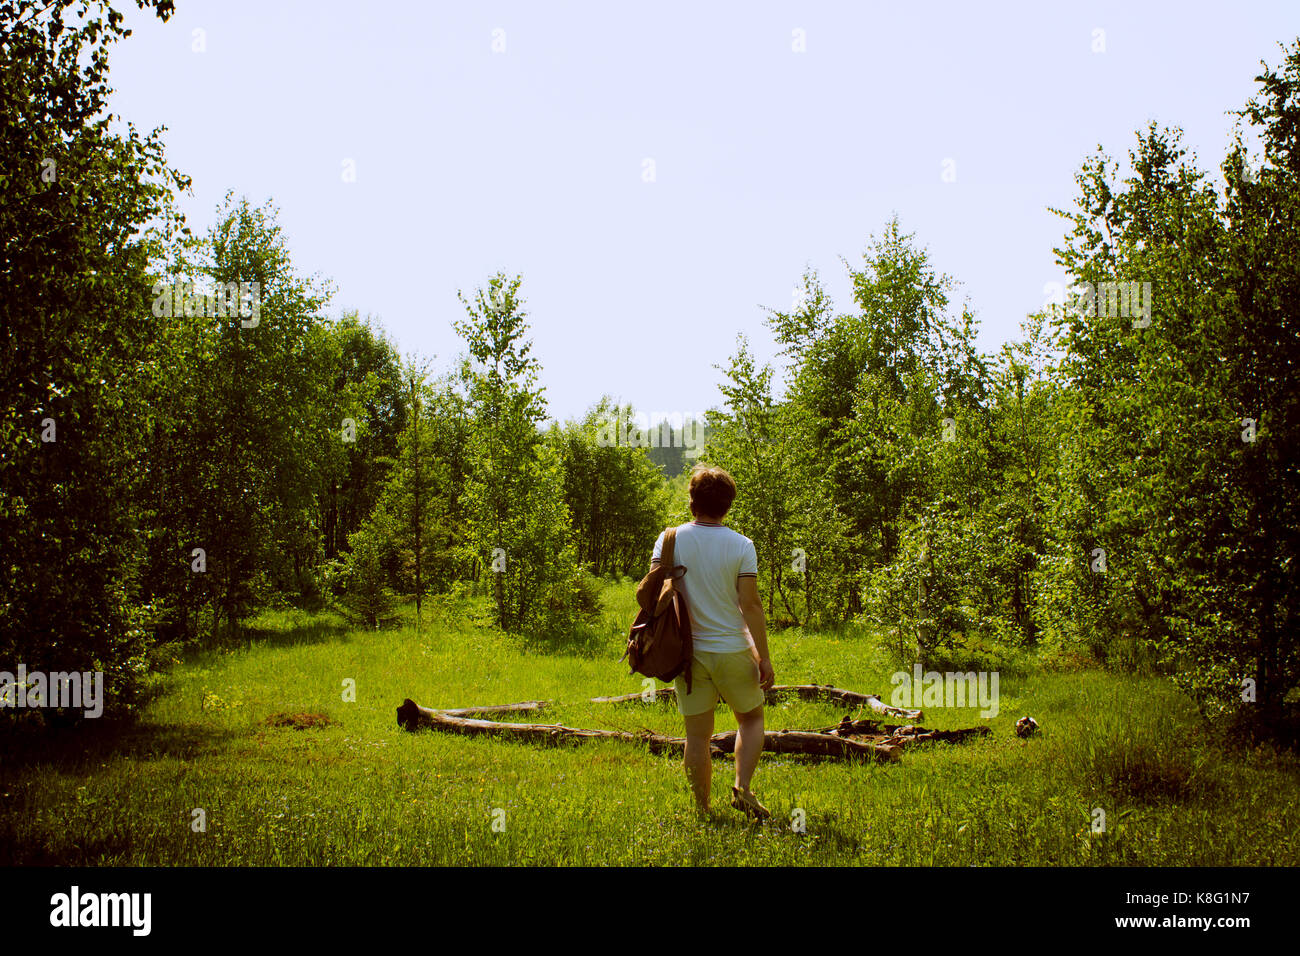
733,704,765,795
683,710,715,813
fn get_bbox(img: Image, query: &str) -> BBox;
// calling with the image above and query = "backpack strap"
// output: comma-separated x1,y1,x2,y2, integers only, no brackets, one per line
662,526,685,581
663,525,692,693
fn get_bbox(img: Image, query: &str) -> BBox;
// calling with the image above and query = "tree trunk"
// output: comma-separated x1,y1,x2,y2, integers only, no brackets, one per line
916,533,932,663
411,378,422,630
776,564,799,626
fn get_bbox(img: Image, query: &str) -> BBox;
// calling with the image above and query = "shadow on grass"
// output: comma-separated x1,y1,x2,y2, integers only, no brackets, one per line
1,711,241,770
0,825,146,866
513,625,623,661
235,618,353,651
1096,738,1226,806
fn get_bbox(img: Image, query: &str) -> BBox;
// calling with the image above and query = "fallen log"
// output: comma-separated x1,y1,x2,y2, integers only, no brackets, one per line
589,689,676,704
710,728,898,762
396,698,898,762
769,684,922,719
438,701,548,717
819,715,991,746
591,684,923,720
880,725,990,745
397,699,696,755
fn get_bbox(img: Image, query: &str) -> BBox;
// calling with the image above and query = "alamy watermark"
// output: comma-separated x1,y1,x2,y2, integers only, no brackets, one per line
151,279,261,327
1043,280,1154,328
891,663,999,717
49,886,150,936
595,409,704,458
0,664,104,718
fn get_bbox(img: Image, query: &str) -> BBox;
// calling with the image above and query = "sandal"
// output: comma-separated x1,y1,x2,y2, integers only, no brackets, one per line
730,785,770,821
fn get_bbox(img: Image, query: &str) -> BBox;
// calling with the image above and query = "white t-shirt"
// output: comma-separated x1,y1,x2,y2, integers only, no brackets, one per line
652,521,758,654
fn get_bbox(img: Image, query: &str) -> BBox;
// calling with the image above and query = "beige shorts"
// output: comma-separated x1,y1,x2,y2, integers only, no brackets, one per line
674,649,766,716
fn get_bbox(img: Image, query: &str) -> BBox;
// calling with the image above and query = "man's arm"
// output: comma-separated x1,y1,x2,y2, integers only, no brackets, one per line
738,576,774,689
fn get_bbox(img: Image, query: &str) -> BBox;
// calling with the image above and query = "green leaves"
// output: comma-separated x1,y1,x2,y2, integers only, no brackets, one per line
550,397,669,578
1035,40,1300,729
0,0,185,714
335,527,398,630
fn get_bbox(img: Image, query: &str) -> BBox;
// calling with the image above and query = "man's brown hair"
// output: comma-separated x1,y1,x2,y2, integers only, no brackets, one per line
688,464,737,519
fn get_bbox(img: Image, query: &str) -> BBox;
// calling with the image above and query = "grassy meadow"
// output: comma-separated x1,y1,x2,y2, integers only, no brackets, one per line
2,580,1298,867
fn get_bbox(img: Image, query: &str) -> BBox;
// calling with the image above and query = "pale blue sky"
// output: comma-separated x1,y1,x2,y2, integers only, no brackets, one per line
108,1,1297,423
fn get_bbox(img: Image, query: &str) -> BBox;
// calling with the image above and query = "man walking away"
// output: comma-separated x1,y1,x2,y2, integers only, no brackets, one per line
650,464,775,819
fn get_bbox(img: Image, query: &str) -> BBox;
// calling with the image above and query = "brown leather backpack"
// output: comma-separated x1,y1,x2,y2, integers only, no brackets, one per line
622,526,693,691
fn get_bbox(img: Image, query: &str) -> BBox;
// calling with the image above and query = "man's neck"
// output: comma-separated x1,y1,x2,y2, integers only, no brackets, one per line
691,516,724,526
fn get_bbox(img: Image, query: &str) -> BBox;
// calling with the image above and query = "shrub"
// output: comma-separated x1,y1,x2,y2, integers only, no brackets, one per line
335,529,399,629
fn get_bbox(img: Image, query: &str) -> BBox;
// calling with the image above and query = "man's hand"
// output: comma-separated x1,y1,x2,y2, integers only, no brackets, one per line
757,658,775,691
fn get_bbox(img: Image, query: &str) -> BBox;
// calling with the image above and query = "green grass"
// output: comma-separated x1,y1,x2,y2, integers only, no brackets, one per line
2,582,1298,866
